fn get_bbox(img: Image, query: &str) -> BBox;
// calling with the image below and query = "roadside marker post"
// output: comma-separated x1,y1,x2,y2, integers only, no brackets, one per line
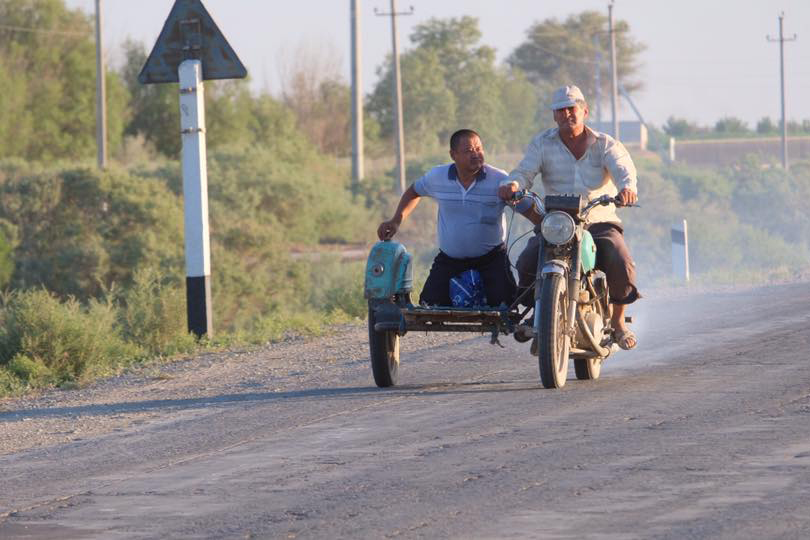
138,0,247,337
671,220,690,283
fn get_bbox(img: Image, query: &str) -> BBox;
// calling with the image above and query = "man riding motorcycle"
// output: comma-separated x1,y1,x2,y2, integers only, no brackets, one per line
498,85,641,350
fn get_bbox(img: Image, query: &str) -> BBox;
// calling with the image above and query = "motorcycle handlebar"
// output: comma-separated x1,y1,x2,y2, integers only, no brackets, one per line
510,190,637,209
509,189,529,201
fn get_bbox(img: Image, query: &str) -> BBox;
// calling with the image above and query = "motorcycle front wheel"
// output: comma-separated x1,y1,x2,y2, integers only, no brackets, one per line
537,273,570,389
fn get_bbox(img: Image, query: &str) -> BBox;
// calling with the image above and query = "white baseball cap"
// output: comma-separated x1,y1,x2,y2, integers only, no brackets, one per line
550,85,586,110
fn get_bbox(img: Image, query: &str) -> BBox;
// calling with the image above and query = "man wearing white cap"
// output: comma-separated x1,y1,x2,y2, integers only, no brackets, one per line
498,84,640,350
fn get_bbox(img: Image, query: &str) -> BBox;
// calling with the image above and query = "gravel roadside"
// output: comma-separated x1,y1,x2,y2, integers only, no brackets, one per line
0,322,470,456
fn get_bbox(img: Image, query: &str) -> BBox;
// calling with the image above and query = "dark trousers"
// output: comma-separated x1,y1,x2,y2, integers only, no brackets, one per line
420,244,516,307
516,223,640,305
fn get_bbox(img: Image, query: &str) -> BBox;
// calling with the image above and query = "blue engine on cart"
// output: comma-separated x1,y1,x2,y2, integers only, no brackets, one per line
364,241,413,300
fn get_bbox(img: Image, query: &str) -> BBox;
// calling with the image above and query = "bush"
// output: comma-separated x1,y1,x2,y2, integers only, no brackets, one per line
307,259,367,318
0,227,12,288
0,163,184,299
239,309,343,345
0,289,142,388
118,268,196,356
0,366,24,396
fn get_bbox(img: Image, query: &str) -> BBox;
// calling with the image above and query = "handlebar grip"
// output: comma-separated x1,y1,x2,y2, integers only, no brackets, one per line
510,189,526,201
612,196,640,208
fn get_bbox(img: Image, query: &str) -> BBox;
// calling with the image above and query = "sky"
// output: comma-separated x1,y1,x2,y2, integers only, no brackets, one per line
65,0,810,129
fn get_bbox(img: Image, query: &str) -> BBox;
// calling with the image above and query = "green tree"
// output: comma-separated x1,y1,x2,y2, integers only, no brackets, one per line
121,39,314,159
507,11,645,109
714,117,749,135
0,163,184,298
120,40,179,157
787,120,803,135
0,0,127,161
368,46,456,153
368,16,536,154
662,116,704,138
756,116,776,134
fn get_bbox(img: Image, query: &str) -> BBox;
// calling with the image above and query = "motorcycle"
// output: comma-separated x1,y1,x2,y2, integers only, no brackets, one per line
513,191,634,388
362,191,635,389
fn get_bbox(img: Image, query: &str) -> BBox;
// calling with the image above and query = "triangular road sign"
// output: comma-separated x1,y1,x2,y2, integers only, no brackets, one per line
138,0,247,84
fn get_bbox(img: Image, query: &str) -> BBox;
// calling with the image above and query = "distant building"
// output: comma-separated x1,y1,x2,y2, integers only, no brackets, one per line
590,121,648,150
669,136,810,167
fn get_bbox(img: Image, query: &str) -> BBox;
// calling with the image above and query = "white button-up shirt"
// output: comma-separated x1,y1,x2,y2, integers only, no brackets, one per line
503,126,638,225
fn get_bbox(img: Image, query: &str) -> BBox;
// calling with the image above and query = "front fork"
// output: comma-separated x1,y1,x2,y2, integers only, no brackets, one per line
533,238,581,338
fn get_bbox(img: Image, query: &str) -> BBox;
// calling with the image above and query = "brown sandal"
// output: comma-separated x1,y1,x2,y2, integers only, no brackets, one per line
613,329,637,350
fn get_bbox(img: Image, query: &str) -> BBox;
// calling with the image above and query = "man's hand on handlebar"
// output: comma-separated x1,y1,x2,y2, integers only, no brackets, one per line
498,182,520,204
617,188,638,207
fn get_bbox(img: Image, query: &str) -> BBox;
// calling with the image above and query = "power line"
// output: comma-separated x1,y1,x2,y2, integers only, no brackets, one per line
0,23,88,37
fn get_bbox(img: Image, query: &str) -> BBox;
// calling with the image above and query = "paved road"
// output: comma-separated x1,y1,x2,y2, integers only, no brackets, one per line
2,283,810,539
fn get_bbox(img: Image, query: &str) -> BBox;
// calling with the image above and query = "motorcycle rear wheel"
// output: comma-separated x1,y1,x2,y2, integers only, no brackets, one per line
537,273,570,389
368,302,400,387
574,357,602,380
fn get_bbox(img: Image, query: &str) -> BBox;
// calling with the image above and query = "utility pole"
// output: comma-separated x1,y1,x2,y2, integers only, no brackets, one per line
767,12,796,171
94,0,107,168
350,0,364,190
593,34,602,125
375,1,413,194
608,0,619,140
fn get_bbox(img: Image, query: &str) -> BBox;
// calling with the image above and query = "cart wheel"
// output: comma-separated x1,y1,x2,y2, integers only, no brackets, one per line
368,303,400,387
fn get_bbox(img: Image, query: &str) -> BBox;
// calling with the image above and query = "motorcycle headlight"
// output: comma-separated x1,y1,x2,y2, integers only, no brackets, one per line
541,211,575,245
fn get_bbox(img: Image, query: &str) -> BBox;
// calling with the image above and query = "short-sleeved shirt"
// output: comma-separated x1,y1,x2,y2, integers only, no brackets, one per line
414,163,522,259
503,126,638,225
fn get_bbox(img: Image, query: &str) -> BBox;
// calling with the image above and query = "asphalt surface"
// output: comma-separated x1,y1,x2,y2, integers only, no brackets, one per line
2,282,810,539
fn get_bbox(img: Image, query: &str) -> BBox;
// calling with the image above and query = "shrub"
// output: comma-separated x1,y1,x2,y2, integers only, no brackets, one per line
308,259,367,318
118,268,197,356
0,289,142,387
0,366,24,396
241,309,335,345
0,227,11,288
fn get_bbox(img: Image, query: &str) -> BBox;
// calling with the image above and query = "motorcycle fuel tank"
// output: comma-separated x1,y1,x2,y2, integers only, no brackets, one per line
580,230,597,273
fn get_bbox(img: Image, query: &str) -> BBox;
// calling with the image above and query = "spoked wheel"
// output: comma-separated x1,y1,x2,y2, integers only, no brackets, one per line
575,286,609,381
537,273,570,389
574,356,602,380
368,302,400,387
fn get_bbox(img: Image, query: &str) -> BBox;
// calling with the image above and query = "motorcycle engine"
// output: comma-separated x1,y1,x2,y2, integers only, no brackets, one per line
576,308,605,346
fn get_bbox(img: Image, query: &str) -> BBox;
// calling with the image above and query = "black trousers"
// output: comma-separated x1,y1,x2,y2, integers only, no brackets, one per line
419,244,516,307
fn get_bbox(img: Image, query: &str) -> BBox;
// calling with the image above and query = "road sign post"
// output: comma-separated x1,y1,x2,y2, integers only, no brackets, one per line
179,59,212,336
671,219,690,283
138,0,246,338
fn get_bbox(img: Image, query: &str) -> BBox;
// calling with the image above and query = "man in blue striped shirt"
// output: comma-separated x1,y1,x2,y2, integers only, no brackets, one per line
377,129,537,307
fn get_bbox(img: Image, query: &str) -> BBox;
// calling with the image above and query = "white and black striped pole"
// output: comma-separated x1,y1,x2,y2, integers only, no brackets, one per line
137,0,247,337
179,59,213,337
671,219,689,283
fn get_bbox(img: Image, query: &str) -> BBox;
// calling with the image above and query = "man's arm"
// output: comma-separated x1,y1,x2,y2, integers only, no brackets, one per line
377,185,422,240
603,138,638,205
517,204,543,226
498,133,544,202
